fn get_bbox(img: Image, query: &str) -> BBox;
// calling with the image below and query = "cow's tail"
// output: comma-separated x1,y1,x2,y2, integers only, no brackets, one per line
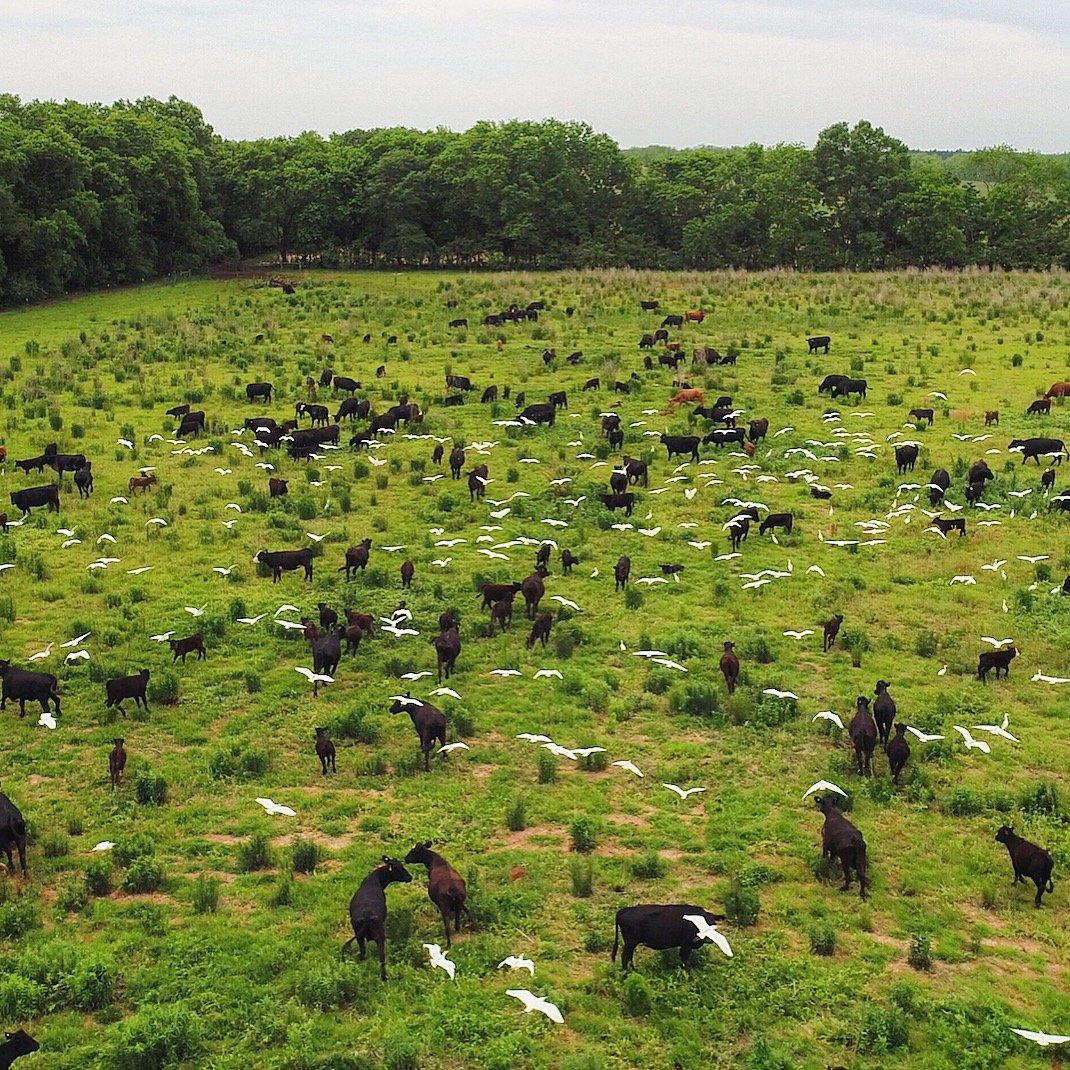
611,915,621,962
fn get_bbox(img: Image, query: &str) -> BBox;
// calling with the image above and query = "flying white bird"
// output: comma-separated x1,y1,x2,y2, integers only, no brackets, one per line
612,759,644,778
953,725,991,753
632,650,667,658
185,605,207,617
255,797,297,817
973,723,1019,742
97,533,117,545
905,726,944,742
550,596,580,611
401,671,433,682
663,784,706,799
423,943,456,979
802,780,847,799
813,711,844,729
92,841,115,852
29,644,54,661
1010,1028,1070,1047
652,658,687,672
438,742,470,755
636,577,668,585
517,733,553,743
638,527,661,537
687,540,712,550
306,532,327,543
488,668,523,677
784,630,814,640
146,518,168,527
150,631,175,642
389,695,423,707
1032,671,1070,685
949,575,976,585
498,956,535,975
1018,555,1048,564
429,687,462,700
506,990,563,1024
65,650,90,663
214,468,233,475
980,637,1014,647
682,915,733,957
62,632,91,648
763,688,797,700
543,742,577,760
296,666,334,684
534,669,563,680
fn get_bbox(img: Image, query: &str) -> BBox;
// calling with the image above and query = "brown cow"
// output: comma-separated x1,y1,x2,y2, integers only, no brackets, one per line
668,388,705,406
269,477,289,497
128,473,158,494
1044,382,1070,399
985,410,999,426
684,310,705,323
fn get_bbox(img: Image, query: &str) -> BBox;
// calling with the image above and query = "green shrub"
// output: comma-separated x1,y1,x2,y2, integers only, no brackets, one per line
914,630,938,658
579,749,608,772
382,1034,420,1070
191,875,220,914
506,796,526,832
569,857,594,897
134,769,168,805
331,706,379,744
669,681,719,718
85,858,112,896
908,932,932,970
237,833,273,873
122,857,165,894
624,586,643,610
292,839,322,873
147,669,180,706
724,880,760,927
808,921,837,956
0,975,44,1019
208,743,270,780
56,878,89,914
1019,781,1061,816
537,752,557,784
41,831,69,858
854,1001,909,1053
621,972,652,1016
570,817,598,854
631,852,667,879
71,957,117,1009
113,833,154,867
114,1003,198,1070
296,960,361,1010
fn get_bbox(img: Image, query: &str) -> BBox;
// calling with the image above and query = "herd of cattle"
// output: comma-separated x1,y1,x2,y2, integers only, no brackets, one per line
2,287,1068,1050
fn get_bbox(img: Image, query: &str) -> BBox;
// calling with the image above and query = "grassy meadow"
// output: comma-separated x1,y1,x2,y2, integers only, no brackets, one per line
1,268,1070,1069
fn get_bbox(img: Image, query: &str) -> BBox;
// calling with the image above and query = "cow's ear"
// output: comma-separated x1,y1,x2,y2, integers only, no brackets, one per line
423,840,433,849
382,855,391,864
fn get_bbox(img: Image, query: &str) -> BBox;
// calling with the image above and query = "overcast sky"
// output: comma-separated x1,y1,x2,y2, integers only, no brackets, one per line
5,0,1069,151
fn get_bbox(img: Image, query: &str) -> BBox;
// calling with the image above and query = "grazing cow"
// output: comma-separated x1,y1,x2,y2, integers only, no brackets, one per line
74,462,93,498
109,738,127,789
521,569,547,620
1044,381,1070,401
14,455,48,474
692,346,720,366
614,556,631,592
831,377,867,401
527,612,552,649
978,645,1017,683
317,603,338,631
1027,398,1052,416
561,549,578,574
929,468,950,505
719,641,739,694
886,724,910,785
443,395,464,408
445,373,473,392
341,539,372,580
246,382,272,403
747,419,769,444
908,408,934,426
390,694,447,768
653,329,669,343
601,414,622,437
583,377,600,391
639,334,655,350
0,1030,38,1066
810,487,832,500
895,444,919,474
612,904,728,971
849,696,877,776
807,335,831,353
332,375,362,395
468,464,488,502
449,447,466,479
872,680,896,746
717,351,738,366
640,300,660,311
964,480,986,505
660,434,700,463
480,582,522,611
369,410,400,434
669,388,705,406
10,484,60,516
431,444,443,466
759,513,793,536
658,351,684,369
995,826,1055,908
818,374,848,395
405,841,471,948
297,402,330,427
727,515,750,551
386,336,397,344
335,397,369,423
548,390,567,410
0,791,28,874
269,477,289,498
932,516,966,536
169,634,205,664
815,796,868,898
520,403,556,426
600,492,635,517
128,473,158,494
985,410,999,426
968,459,994,485
375,365,386,378
341,857,414,979
684,309,705,323
480,385,498,404
490,598,512,635
822,614,844,653
105,669,150,716
401,560,414,589
0,660,60,718
513,392,526,410
257,547,314,583
704,428,745,449
315,727,336,775
432,627,461,682
1009,437,1067,465
166,404,190,418
660,314,683,329
449,318,468,328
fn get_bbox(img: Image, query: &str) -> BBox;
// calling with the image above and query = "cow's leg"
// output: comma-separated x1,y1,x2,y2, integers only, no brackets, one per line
620,939,637,971
1034,879,1045,907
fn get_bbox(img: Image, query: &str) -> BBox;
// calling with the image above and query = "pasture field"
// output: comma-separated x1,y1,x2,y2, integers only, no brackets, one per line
2,268,1070,1069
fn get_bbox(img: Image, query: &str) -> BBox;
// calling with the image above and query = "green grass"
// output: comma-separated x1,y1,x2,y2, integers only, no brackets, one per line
1,268,1069,1067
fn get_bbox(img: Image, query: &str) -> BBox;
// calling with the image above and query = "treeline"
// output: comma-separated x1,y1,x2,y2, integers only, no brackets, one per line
3,94,1070,305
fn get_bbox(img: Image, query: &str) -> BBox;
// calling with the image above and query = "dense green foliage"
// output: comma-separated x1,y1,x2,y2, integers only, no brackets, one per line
4,95,1070,308
1,269,1070,1067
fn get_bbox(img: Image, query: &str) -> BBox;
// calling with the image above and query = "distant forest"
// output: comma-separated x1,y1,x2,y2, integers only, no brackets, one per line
2,94,1069,305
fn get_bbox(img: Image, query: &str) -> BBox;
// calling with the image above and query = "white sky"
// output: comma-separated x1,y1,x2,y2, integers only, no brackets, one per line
4,0,1069,151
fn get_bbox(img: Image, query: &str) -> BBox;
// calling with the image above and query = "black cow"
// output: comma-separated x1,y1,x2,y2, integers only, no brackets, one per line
520,403,555,426
467,464,487,501
335,398,369,422
614,555,631,591
109,738,127,790
561,549,578,574
662,314,684,328
872,680,896,746
480,385,498,404
831,377,867,400
612,904,728,971
521,569,546,620
815,796,868,898
849,696,877,776
14,456,48,474
341,857,414,979
448,447,465,480
74,462,94,498
0,792,28,874
807,335,831,353
10,484,60,516
105,669,150,716
390,694,447,767
404,841,471,948
583,377,600,391
748,419,769,444
445,373,473,392
341,539,373,580
639,334,655,349
822,613,843,652
909,408,934,426
719,641,739,694
660,434,700,463
703,428,745,448
978,646,1016,683
169,633,206,664
600,492,635,517
0,660,60,717
480,581,523,611
640,300,660,311
609,468,628,494
932,516,966,536
1042,468,1056,490
297,403,329,427
449,318,468,328
166,404,190,418
315,727,336,775
895,444,919,474
929,468,950,505
726,514,750,551
0,1030,38,1066
692,346,720,366
608,426,624,451
886,724,910,785
759,513,793,536
258,548,314,582
1009,437,1068,465
818,374,849,395
995,826,1055,908
548,390,567,410
527,611,553,649
653,329,669,343
177,415,203,438
432,627,461,682
1027,398,1052,416
246,382,273,403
